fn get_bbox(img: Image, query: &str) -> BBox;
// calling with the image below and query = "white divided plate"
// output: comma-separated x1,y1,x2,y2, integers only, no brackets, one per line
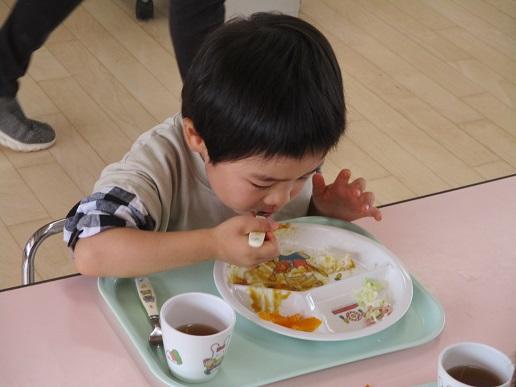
213,222,413,341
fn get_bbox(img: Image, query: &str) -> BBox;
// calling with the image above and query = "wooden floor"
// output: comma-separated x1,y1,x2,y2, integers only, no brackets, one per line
1,0,515,289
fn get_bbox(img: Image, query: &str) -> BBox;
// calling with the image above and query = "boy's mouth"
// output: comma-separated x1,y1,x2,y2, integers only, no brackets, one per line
253,211,273,218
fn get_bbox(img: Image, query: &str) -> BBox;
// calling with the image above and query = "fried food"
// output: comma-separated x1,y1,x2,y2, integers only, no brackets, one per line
229,251,355,292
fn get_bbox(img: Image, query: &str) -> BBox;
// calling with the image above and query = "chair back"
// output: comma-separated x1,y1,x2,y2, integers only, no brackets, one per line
22,219,66,285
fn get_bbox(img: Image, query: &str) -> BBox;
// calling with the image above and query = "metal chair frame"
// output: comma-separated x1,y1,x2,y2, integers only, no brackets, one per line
22,218,66,285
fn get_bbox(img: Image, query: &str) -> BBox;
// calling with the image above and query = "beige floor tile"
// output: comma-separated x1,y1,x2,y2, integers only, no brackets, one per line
38,76,133,164
345,76,483,187
484,0,516,18
389,0,457,30
16,76,60,118
65,7,180,121
422,0,516,61
47,39,158,141
2,147,55,169
43,113,106,194
0,0,9,22
46,22,76,45
453,0,516,39
322,32,495,167
82,0,182,97
113,0,174,55
386,96,497,167
463,93,516,138
450,59,516,108
392,71,483,124
0,221,25,289
17,162,83,220
303,3,483,124
328,135,390,181
0,153,48,226
345,120,449,195
28,47,70,82
367,175,415,206
361,0,471,64
460,120,516,168
327,0,483,97
438,27,516,85
475,160,516,180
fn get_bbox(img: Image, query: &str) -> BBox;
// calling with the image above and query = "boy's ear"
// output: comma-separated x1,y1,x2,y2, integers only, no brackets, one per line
183,117,206,154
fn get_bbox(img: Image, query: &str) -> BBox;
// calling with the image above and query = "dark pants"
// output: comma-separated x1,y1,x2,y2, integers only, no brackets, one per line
0,0,224,98
0,0,82,97
169,0,225,80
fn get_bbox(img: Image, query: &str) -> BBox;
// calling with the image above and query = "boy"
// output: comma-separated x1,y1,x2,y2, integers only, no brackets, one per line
64,13,381,277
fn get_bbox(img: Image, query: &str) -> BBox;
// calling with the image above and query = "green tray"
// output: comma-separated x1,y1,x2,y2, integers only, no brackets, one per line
98,217,445,386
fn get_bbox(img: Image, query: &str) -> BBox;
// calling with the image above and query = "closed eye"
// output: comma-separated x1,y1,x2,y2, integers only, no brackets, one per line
251,182,274,189
297,172,315,182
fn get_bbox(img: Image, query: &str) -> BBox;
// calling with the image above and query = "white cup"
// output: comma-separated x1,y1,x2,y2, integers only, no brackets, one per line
160,292,236,383
438,342,514,387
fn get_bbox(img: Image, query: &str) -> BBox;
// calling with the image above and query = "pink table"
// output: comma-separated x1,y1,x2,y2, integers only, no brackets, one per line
1,176,515,387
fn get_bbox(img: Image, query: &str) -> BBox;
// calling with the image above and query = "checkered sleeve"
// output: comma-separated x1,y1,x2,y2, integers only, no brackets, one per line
64,186,156,250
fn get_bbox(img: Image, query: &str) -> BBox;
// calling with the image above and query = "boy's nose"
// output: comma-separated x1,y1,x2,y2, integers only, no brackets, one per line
264,187,292,209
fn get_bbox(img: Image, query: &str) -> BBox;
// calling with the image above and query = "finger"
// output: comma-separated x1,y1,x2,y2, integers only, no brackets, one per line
360,192,382,221
245,240,279,266
349,177,366,196
334,169,351,187
371,207,382,221
264,230,277,243
255,240,280,262
360,191,375,206
312,172,326,197
243,216,275,234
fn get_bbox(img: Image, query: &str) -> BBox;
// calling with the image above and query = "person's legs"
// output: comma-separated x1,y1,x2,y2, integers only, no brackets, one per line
0,0,82,152
169,0,225,80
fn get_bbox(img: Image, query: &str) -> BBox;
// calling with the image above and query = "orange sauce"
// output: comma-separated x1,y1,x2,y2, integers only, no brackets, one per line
258,311,322,332
249,288,289,313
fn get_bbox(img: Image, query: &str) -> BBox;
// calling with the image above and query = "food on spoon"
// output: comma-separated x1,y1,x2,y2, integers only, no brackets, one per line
258,311,322,332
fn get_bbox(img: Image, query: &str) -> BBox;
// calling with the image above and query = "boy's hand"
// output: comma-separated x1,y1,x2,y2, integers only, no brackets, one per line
311,169,382,222
211,215,280,267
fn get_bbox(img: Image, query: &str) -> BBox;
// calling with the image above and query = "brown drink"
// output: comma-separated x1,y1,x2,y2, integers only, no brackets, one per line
175,323,219,336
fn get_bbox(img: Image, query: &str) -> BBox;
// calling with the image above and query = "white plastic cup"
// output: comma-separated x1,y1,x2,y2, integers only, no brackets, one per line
438,342,514,387
160,292,236,383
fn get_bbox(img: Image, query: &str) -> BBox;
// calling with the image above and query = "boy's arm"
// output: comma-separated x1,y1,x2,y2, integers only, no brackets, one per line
74,227,214,277
309,169,382,222
73,215,279,277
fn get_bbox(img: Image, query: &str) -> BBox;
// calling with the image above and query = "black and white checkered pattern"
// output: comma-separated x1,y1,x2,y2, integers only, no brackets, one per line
64,186,155,250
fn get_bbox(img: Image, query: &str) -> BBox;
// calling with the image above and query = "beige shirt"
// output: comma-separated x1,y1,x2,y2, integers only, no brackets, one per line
94,114,313,232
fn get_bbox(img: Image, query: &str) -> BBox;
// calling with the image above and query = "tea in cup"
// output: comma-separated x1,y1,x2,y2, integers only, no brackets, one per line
438,342,514,387
160,292,236,383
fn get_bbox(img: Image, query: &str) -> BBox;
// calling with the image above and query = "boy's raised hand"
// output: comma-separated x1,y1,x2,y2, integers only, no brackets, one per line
311,169,382,222
211,215,280,267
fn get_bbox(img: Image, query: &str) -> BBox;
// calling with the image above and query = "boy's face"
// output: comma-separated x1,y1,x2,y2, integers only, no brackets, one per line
205,153,323,216
183,118,323,216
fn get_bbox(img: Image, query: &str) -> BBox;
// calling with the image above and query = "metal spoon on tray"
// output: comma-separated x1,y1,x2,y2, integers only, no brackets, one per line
135,277,163,346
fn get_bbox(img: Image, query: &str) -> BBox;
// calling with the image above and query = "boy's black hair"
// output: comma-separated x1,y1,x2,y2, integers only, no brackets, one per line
182,12,345,164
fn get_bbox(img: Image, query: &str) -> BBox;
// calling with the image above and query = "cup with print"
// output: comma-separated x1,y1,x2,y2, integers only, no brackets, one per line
159,292,236,383
437,342,514,387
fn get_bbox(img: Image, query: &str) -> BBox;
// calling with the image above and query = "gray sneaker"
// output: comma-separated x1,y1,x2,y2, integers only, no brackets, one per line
0,97,56,152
